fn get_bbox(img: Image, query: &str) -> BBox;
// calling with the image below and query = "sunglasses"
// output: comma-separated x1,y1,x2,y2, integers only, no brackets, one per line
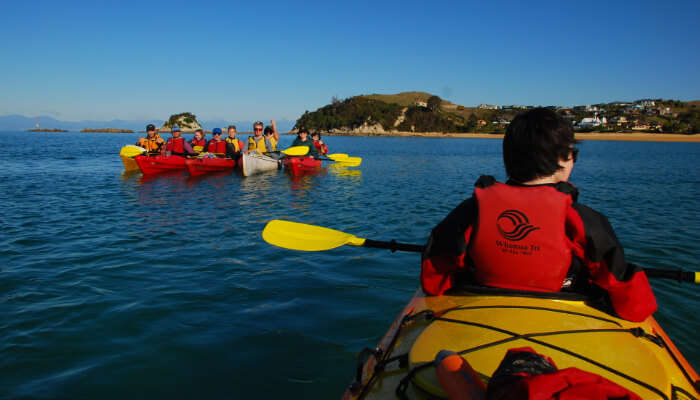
213,132,222,135
254,128,263,132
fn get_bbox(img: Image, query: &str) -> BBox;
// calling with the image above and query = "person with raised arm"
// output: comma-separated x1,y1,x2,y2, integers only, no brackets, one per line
247,120,279,155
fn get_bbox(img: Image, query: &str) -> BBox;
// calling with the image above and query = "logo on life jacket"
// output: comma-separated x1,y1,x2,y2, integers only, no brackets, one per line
497,210,540,241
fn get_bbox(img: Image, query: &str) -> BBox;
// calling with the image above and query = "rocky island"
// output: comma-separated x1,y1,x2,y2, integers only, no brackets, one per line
26,128,68,132
159,112,202,133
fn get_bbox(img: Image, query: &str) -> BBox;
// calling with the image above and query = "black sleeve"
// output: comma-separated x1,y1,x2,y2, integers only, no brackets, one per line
572,203,639,281
423,197,477,260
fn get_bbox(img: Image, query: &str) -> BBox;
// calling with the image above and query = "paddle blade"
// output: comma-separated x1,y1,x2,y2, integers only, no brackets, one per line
120,145,147,157
326,153,349,161
280,146,309,156
193,145,203,152
338,157,362,167
262,220,366,251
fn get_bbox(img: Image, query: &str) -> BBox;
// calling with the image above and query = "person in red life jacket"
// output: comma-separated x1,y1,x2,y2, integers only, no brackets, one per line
434,348,642,400
204,128,227,155
421,108,657,322
190,128,207,152
311,132,328,155
136,123,165,153
224,125,245,161
163,125,195,156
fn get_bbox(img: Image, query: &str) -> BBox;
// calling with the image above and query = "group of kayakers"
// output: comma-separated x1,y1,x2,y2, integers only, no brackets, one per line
135,120,329,160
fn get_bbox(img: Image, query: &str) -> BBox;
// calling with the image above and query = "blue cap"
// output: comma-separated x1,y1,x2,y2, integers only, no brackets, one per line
171,125,181,132
212,127,222,135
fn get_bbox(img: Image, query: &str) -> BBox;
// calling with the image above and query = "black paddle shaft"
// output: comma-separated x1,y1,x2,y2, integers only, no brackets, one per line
643,268,696,282
362,239,425,253
361,239,695,283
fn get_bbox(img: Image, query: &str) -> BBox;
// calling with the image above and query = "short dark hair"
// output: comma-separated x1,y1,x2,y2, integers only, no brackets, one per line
299,128,309,135
503,108,577,182
264,126,273,135
227,125,236,131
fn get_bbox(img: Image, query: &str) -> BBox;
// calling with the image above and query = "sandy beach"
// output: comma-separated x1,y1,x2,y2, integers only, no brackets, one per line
320,131,700,142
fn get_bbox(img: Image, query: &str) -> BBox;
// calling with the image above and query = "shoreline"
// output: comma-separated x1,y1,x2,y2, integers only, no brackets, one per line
313,131,700,143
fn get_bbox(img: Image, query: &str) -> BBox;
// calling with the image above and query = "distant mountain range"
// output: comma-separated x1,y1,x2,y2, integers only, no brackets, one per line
0,115,296,133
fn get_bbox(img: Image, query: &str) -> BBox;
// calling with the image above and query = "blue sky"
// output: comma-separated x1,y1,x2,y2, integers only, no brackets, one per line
1,0,699,122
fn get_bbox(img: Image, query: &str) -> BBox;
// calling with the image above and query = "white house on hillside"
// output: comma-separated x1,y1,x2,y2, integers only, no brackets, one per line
576,114,603,129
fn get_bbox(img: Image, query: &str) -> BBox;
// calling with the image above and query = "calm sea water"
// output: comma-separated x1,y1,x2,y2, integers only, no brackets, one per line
1,131,698,399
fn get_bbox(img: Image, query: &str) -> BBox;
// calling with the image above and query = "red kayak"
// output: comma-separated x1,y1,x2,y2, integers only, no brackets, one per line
134,155,187,175
185,157,239,176
283,156,322,176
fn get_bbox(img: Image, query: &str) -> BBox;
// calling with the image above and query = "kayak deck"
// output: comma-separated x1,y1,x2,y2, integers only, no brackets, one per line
344,288,699,399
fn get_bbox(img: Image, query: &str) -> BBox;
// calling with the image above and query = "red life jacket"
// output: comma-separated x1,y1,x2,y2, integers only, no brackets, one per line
206,140,227,154
313,141,328,155
165,137,185,154
191,137,206,147
469,182,572,292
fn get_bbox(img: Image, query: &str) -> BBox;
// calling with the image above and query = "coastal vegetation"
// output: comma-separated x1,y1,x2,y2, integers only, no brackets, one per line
26,128,68,132
294,92,699,135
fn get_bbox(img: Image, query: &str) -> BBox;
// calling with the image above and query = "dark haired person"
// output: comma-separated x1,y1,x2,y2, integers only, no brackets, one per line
311,132,328,155
421,107,657,322
247,120,279,154
163,125,196,156
291,128,320,158
136,123,165,153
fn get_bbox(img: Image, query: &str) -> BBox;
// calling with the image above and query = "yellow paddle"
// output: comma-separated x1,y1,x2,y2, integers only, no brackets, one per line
262,220,700,283
279,146,309,156
262,220,424,252
120,145,147,157
338,156,362,166
193,145,204,152
326,153,349,161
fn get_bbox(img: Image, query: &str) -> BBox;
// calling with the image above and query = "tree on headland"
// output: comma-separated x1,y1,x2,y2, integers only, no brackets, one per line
427,95,442,112
165,112,199,129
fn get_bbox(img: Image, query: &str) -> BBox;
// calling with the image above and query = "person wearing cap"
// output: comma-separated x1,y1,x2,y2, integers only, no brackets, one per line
204,128,227,155
190,129,206,153
311,131,328,156
247,120,279,154
163,125,196,156
291,128,320,158
136,124,165,153
225,125,245,160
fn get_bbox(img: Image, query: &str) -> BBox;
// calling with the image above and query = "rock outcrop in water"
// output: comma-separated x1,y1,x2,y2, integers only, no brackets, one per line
160,112,202,133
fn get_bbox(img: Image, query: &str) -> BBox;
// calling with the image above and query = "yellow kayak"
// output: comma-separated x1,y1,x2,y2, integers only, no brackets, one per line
343,287,699,400
119,145,146,172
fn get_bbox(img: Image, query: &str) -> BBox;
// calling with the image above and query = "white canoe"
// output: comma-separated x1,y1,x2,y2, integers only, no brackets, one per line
241,152,280,177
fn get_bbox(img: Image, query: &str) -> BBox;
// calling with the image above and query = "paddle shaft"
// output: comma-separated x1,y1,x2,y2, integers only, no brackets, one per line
360,239,696,283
